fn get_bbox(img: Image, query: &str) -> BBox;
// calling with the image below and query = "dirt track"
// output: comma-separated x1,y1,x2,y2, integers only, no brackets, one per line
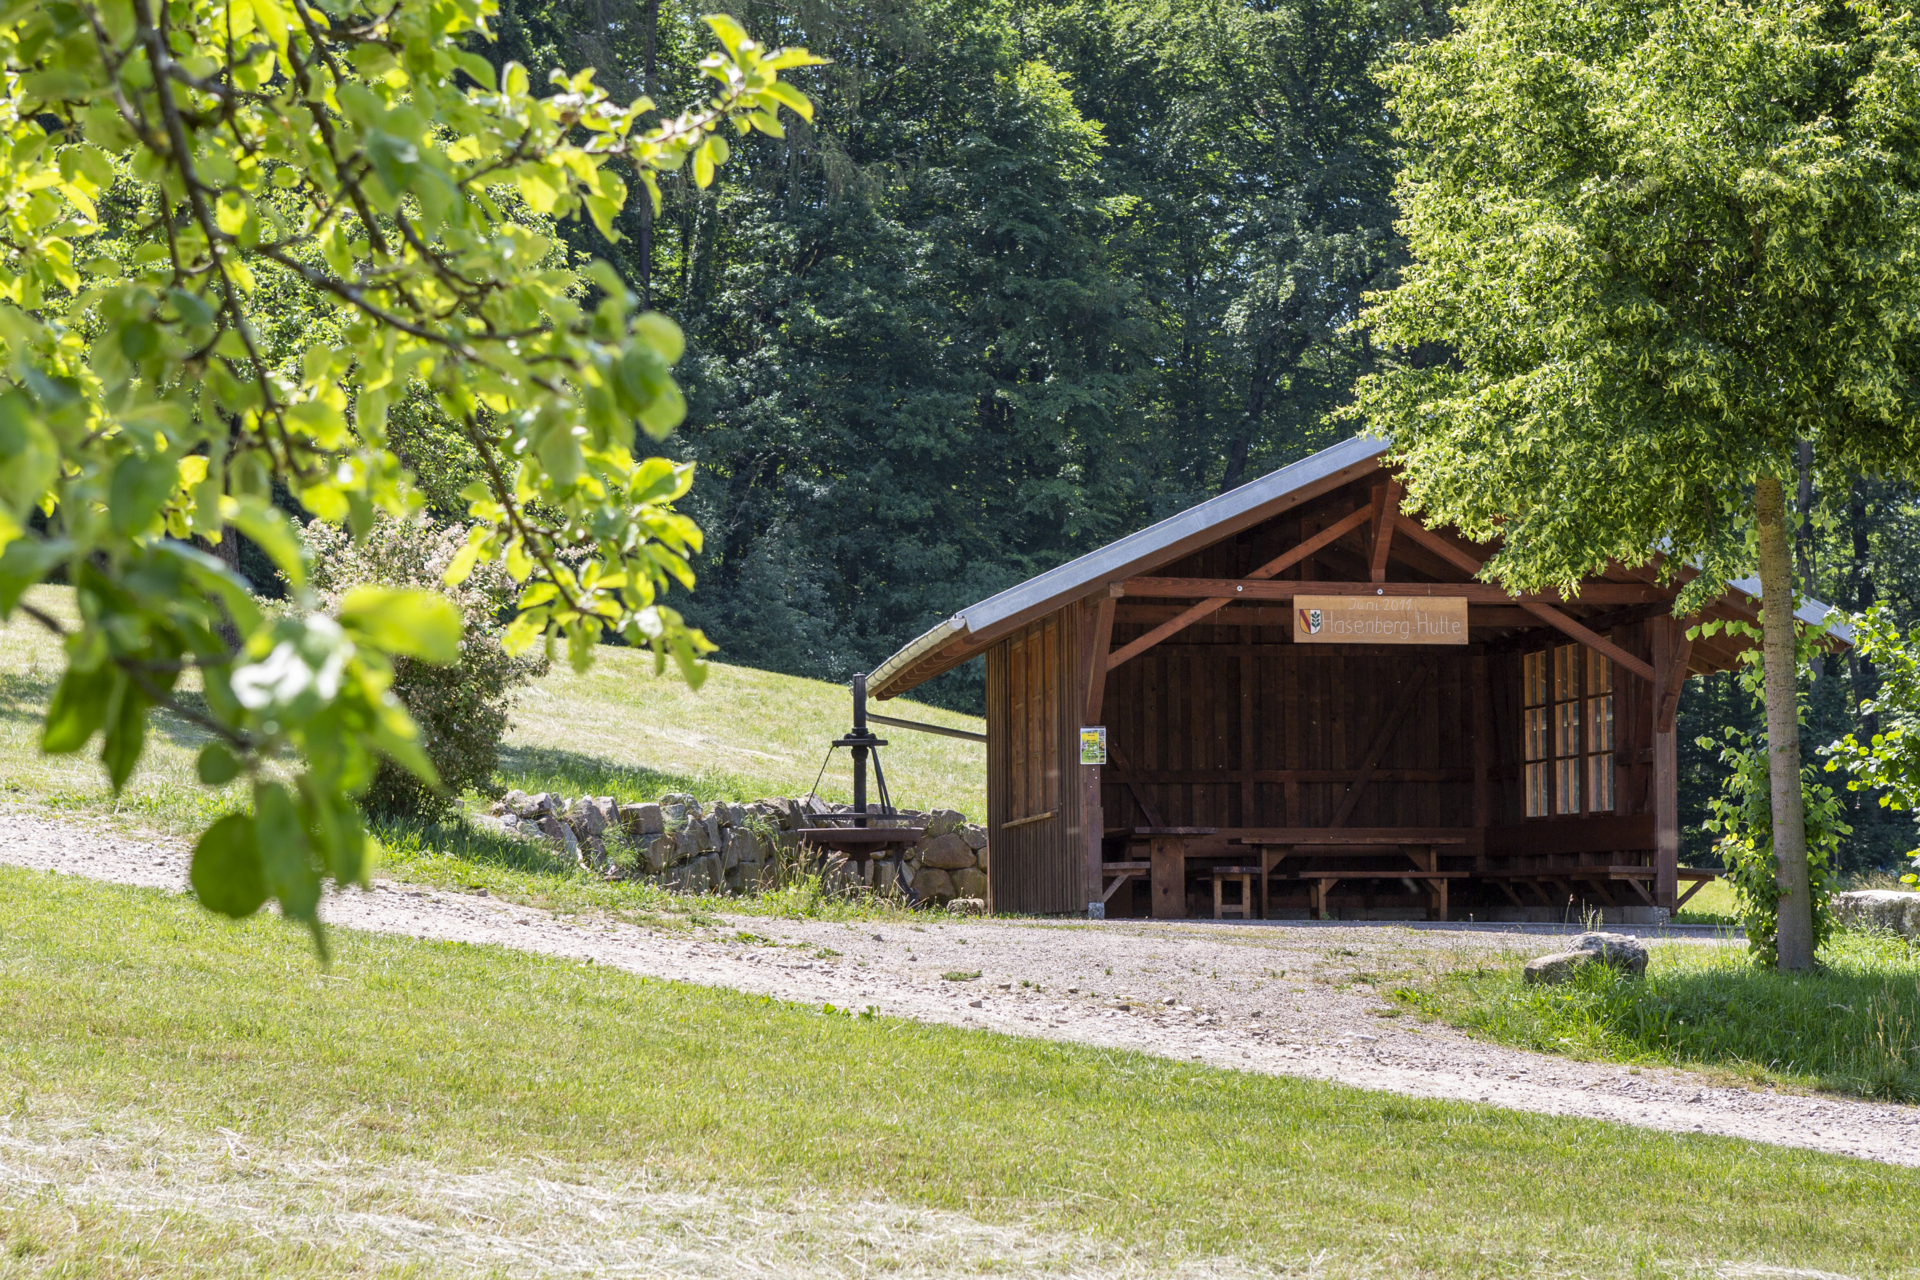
4,805,1917,1168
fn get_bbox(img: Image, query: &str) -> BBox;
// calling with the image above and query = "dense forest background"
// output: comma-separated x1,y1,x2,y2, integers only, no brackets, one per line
390,0,1917,867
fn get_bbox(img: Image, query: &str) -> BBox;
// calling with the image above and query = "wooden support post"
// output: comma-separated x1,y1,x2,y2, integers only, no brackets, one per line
1650,615,1688,912
1150,836,1186,919
1082,591,1118,912
1368,480,1399,583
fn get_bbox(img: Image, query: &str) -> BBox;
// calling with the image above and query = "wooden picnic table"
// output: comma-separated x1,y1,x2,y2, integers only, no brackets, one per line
1099,827,1220,919
1235,830,1474,921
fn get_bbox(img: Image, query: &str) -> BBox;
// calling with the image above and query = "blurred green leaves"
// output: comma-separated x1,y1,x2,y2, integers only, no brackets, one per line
0,0,817,947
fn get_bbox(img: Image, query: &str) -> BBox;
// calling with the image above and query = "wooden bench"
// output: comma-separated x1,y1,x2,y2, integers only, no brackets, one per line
1211,865,1263,919
1099,860,1151,905
1238,835,1471,921
1676,867,1723,910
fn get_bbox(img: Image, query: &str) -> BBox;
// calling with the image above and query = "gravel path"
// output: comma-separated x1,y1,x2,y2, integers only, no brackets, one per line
5,807,1918,1169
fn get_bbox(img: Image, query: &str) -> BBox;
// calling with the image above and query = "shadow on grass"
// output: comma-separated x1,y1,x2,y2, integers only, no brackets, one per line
1397,930,1920,1101
0,672,55,725
372,812,582,882
493,745,763,806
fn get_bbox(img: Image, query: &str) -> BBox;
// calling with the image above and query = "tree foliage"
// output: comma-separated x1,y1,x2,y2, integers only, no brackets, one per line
1352,0,1920,603
304,513,548,822
0,0,816,943
481,0,1438,706
1350,0,1920,966
1825,603,1920,870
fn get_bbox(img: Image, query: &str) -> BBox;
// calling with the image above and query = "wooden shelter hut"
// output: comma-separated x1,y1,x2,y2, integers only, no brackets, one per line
867,436,1847,922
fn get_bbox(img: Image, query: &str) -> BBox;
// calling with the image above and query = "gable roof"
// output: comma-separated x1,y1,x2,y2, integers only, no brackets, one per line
867,434,1848,699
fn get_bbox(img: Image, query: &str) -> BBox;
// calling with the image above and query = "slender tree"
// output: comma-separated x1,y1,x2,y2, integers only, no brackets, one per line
1351,0,1920,968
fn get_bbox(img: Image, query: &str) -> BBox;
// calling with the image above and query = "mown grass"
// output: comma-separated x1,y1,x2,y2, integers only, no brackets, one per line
4,869,1920,1278
1394,929,1920,1101
1671,874,1737,925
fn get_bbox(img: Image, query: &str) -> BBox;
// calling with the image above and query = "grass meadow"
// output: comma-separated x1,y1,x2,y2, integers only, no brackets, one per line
0,585,986,832
3,868,1919,1278
1394,929,1920,1101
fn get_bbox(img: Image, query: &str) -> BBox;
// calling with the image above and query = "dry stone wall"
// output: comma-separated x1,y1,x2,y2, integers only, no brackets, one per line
471,790,990,905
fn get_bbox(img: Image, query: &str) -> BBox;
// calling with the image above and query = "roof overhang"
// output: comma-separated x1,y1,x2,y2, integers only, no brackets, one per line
869,435,1390,698
867,434,1853,699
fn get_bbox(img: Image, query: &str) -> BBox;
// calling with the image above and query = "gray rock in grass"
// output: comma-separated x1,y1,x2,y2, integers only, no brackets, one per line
1523,931,1649,985
1833,890,1920,940
952,866,989,901
567,796,608,839
917,833,976,870
621,802,665,836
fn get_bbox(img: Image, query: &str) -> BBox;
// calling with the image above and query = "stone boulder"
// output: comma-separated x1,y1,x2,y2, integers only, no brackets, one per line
532,813,582,864
673,827,701,861
917,833,976,870
962,825,988,850
952,866,988,901
923,809,966,838
622,802,665,837
567,796,610,839
1833,890,1920,939
643,835,675,875
912,867,956,902
499,790,561,820
1523,931,1650,985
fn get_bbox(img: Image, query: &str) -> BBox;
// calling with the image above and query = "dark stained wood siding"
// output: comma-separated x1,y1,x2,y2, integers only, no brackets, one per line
1098,640,1478,831
986,607,1082,913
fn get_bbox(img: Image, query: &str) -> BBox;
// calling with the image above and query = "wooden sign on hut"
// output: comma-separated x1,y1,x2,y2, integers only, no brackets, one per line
868,436,1846,923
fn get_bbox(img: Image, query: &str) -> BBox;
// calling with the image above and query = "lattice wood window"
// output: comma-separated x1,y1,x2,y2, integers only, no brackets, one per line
1586,649,1615,812
1006,618,1060,821
1523,645,1614,817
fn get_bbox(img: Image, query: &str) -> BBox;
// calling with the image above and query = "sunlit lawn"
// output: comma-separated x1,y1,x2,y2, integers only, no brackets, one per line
0,584,985,833
3,869,1918,1279
1395,927,1920,1101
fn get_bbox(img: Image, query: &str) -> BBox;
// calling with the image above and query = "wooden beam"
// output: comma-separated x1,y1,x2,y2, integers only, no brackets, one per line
1105,597,1236,673
1368,480,1400,583
1118,767,1473,784
1106,749,1166,829
1104,505,1374,673
1122,579,1666,604
1114,603,1533,629
1390,516,1487,577
1239,628,1255,825
1083,593,1118,725
1330,661,1435,827
1654,620,1693,734
1249,504,1375,579
1519,601,1657,682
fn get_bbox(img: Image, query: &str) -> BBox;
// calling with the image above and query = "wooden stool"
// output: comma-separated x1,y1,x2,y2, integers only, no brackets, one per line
1212,865,1262,920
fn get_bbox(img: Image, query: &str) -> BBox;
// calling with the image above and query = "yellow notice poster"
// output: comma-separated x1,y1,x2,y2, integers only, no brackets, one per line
1294,594,1468,645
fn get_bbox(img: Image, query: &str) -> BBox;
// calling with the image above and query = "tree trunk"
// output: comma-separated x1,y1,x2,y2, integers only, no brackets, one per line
1756,474,1814,971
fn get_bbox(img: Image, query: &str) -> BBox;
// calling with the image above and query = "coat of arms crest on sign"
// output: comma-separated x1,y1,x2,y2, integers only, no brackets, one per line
1300,607,1323,634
